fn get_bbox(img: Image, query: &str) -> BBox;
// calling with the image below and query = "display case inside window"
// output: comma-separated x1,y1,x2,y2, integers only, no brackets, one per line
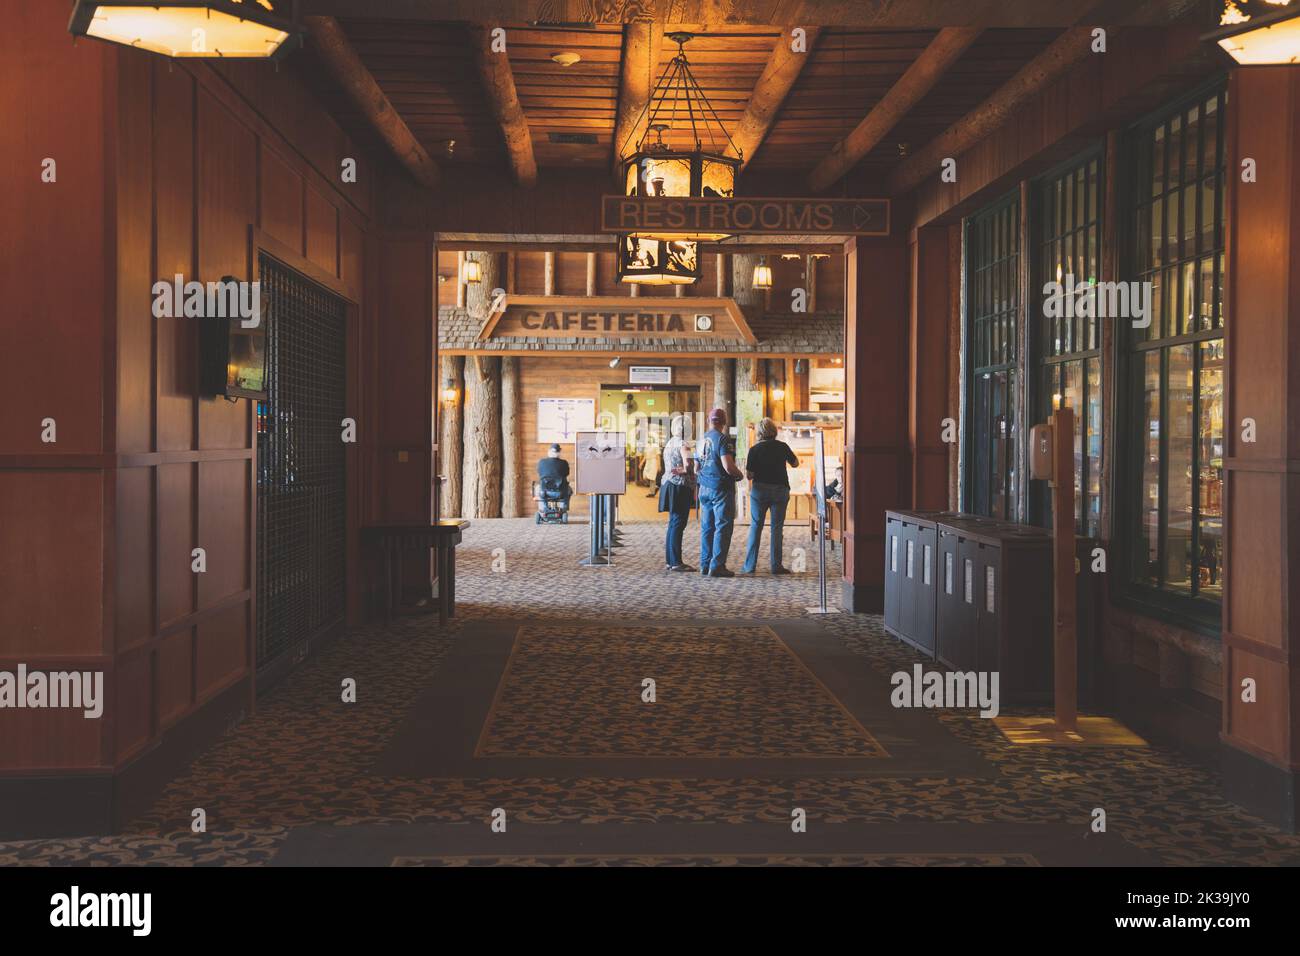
1124,84,1227,619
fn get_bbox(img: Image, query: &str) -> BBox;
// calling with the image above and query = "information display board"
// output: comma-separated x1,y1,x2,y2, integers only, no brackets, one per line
575,431,627,495
537,398,595,444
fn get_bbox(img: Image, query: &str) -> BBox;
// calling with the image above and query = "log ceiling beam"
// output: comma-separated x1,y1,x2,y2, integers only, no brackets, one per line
300,1,1206,28
806,27,981,193
728,27,823,169
887,27,1099,196
610,18,664,183
304,17,439,189
470,22,538,188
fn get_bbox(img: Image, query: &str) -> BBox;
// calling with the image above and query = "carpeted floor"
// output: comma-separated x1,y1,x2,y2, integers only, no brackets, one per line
4,517,1300,866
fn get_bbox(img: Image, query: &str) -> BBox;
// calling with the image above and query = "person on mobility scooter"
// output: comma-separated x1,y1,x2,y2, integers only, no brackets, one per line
534,443,572,524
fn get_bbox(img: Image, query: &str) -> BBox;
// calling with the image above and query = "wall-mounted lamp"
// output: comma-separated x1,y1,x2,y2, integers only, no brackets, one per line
68,0,300,59
752,257,773,290
771,387,786,402
1207,0,1300,64
441,378,459,404
609,356,622,369
461,258,482,284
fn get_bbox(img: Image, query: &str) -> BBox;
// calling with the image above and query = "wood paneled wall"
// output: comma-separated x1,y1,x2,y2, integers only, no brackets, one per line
0,5,386,800
511,356,717,516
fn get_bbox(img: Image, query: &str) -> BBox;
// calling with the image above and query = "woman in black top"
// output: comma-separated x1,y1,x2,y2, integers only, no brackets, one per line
741,418,799,574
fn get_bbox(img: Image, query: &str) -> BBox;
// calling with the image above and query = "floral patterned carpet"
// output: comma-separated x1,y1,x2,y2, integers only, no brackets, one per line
3,518,1299,866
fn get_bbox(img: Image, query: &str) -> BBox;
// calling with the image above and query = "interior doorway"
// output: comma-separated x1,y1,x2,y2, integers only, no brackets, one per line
255,253,347,675
599,383,702,521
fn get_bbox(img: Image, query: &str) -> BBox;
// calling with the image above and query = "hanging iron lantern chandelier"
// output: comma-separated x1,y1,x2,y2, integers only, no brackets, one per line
617,33,743,286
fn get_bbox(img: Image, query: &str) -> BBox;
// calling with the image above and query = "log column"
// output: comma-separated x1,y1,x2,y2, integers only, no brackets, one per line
842,233,910,612
466,251,505,315
713,358,735,426
439,354,464,518
461,355,502,518
500,356,522,517
1220,66,1300,830
731,252,764,310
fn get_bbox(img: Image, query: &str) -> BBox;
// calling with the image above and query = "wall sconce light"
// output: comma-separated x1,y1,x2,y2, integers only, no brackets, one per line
752,257,773,290
441,378,459,404
68,0,300,59
461,258,482,284
1207,0,1300,64
771,387,786,402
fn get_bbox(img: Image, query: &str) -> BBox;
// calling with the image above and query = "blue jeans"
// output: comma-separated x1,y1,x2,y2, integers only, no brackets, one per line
665,508,689,567
742,482,791,573
698,484,735,573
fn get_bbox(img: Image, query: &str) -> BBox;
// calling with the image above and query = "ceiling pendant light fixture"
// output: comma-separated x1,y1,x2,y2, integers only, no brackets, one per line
1207,0,1300,64
69,0,300,60
617,33,743,287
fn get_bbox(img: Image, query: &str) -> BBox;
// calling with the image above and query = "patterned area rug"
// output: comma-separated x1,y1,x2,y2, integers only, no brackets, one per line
477,623,885,758
3,518,1300,866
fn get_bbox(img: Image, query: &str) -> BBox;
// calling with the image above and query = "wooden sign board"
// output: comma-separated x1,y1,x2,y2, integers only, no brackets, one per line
601,196,890,237
479,295,758,345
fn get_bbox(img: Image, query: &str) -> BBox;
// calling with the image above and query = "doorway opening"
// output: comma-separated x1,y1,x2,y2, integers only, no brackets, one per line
255,252,347,680
599,383,702,521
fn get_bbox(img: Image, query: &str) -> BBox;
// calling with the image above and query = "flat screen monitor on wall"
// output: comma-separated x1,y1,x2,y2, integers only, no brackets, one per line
199,276,268,401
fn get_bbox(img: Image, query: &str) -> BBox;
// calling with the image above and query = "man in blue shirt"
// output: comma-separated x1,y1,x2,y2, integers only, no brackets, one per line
694,407,745,577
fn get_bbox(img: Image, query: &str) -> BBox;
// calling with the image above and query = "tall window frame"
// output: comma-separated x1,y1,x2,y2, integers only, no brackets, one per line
1119,81,1227,629
1029,151,1104,536
964,192,1022,521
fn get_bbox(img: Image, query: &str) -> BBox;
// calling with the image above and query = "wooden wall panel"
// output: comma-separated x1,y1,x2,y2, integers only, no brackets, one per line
154,62,197,454
259,143,304,253
114,467,154,654
340,215,364,292
157,462,196,628
195,601,247,703
113,653,153,763
513,356,716,516
1,706,104,771
0,471,104,657
306,181,339,276
196,459,250,606
196,89,256,452
116,50,155,456
0,6,107,457
157,628,194,730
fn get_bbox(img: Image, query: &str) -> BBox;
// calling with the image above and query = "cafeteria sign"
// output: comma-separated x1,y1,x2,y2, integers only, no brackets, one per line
479,295,757,345
601,195,890,237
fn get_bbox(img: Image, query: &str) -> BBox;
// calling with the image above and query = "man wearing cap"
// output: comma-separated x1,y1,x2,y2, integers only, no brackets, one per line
694,407,745,577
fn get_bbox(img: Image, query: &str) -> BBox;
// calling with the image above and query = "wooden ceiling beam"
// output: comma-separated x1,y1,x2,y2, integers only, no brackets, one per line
887,27,1098,196
469,23,539,187
610,18,664,183
728,27,823,169
806,27,981,193
304,17,440,190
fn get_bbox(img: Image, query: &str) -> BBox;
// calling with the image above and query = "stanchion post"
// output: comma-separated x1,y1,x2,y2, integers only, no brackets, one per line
1050,406,1078,732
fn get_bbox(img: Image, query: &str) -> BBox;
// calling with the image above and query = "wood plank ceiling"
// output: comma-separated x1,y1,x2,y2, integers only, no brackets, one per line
305,20,1063,186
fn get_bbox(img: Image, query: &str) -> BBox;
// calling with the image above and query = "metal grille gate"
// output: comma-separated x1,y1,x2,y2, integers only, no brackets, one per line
255,253,346,668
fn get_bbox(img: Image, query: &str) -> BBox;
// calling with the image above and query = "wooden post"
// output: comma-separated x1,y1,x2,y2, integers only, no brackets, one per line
732,253,763,309
465,252,504,318
544,251,556,296
674,283,686,297
715,253,728,297
439,355,464,518
585,252,597,297
805,254,818,313
1051,406,1077,732
462,355,502,518
507,251,517,294
456,251,467,308
501,356,522,517
713,358,735,422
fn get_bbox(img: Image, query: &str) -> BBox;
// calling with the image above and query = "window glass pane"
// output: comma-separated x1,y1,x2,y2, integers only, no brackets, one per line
1201,95,1218,173
1198,257,1215,332
1183,105,1202,184
1168,114,1183,189
1179,260,1195,337
1064,361,1084,524
1165,344,1195,594
1151,197,1164,270
1136,351,1161,588
1151,124,1166,198
1198,339,1225,599
1085,357,1102,536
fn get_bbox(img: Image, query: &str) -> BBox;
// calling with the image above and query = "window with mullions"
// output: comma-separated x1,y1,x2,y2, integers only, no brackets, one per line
965,195,1020,521
1124,85,1226,618
1032,154,1103,536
